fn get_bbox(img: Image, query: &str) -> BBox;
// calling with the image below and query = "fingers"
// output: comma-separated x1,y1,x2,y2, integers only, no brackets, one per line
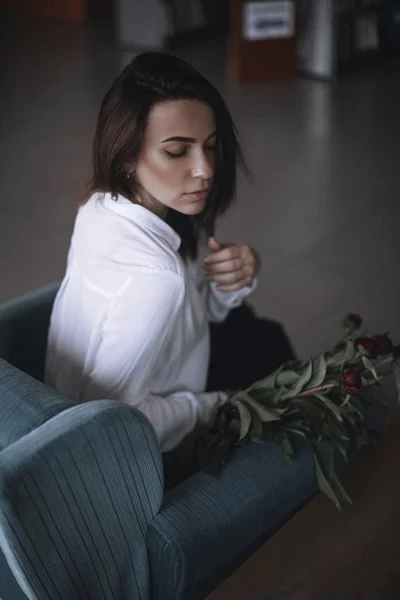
206,266,253,285
214,278,252,292
205,256,243,274
204,246,241,266
204,241,257,292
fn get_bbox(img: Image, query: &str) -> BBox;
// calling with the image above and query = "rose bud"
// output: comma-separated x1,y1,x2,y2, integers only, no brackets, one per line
343,313,363,331
343,370,362,395
393,345,400,360
355,337,378,359
372,333,393,356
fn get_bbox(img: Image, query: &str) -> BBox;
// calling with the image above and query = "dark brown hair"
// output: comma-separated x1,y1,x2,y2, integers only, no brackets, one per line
83,52,246,260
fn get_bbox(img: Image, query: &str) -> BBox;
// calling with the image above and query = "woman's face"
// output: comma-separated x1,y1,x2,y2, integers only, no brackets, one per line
133,99,216,219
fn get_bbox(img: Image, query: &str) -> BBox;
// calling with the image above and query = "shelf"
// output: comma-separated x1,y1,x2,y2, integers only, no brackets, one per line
334,1,383,71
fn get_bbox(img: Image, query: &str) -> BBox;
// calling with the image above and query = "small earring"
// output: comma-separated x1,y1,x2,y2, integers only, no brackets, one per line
126,172,130,180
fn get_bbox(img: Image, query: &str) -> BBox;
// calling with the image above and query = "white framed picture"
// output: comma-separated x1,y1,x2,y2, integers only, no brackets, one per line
243,1,295,41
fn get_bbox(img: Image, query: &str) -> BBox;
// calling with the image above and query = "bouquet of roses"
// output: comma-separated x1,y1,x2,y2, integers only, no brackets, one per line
197,314,400,509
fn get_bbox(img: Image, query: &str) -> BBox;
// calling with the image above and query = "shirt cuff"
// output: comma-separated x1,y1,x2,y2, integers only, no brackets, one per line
210,276,258,307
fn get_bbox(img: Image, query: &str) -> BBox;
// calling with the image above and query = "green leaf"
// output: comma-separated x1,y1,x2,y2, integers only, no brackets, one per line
282,435,294,462
271,388,284,406
327,340,355,368
275,369,299,387
349,398,366,422
358,344,370,357
340,394,351,407
286,426,311,437
250,387,289,408
235,392,282,424
248,365,282,391
308,355,327,388
281,360,314,400
249,416,264,443
232,398,253,440
319,410,350,441
362,356,378,380
307,438,342,510
311,438,352,509
335,442,349,463
327,350,343,368
343,339,356,365
332,471,352,505
361,375,380,387
313,392,343,422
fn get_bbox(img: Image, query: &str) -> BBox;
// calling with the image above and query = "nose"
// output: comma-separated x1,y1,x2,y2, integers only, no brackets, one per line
191,149,214,181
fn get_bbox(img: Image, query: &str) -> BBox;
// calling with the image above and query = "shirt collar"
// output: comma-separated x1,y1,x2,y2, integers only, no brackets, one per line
101,192,181,252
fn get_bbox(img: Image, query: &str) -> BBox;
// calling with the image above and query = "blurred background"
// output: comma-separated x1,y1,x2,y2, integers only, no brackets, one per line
1,0,400,358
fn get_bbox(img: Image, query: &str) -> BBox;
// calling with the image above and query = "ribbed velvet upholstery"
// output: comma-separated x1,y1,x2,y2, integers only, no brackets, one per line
0,358,72,451
0,401,163,600
0,286,390,600
148,440,317,600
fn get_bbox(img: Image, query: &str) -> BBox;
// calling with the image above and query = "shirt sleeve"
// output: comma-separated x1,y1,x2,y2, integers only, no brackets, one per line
187,254,258,324
83,271,225,452
206,278,258,324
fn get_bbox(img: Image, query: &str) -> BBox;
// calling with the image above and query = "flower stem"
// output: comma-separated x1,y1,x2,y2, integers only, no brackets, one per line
297,383,337,398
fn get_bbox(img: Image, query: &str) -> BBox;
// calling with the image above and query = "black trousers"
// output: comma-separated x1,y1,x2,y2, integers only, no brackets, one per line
163,304,295,491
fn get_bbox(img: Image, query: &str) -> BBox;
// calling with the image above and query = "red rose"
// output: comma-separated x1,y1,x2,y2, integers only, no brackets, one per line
346,313,363,329
355,337,378,359
343,370,362,395
393,345,400,360
342,314,363,332
372,334,393,356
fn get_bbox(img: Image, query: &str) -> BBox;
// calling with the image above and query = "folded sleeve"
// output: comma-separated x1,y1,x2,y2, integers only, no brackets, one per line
83,271,225,452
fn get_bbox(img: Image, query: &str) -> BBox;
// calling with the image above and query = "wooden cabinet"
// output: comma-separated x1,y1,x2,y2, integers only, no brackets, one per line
228,0,298,83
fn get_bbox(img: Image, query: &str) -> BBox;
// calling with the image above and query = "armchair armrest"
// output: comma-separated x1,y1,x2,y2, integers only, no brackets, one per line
0,401,164,600
148,403,390,600
0,358,72,451
148,440,317,600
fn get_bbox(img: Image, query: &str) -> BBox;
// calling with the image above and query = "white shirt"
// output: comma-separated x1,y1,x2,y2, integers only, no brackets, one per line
45,192,256,452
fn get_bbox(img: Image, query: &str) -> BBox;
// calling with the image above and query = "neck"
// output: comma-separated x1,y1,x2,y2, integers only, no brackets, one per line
133,185,168,220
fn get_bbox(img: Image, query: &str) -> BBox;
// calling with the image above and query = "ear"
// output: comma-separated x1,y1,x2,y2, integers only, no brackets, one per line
125,161,136,178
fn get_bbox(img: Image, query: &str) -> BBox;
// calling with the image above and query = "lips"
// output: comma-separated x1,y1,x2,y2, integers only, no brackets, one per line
186,188,209,195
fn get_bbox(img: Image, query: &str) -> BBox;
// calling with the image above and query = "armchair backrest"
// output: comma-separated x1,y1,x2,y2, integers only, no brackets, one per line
0,283,59,381
0,283,73,451
0,284,164,600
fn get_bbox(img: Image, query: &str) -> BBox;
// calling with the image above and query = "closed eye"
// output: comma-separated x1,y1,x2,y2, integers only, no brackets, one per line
165,141,217,159
165,149,186,158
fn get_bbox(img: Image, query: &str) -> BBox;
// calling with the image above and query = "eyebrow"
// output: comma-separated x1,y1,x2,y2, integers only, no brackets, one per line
161,130,217,143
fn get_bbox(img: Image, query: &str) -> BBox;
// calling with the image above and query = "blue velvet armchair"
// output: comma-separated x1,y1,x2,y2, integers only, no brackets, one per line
0,285,349,599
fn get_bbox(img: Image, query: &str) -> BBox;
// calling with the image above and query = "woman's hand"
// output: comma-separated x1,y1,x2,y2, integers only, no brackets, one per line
204,237,261,292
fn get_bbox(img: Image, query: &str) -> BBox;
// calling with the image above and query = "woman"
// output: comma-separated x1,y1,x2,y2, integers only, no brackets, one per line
45,52,292,457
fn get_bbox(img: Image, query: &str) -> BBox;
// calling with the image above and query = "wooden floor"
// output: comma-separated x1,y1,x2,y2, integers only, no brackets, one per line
1,17,400,360
209,417,400,600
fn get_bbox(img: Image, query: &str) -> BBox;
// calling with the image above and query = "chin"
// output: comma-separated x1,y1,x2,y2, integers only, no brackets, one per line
180,200,206,215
